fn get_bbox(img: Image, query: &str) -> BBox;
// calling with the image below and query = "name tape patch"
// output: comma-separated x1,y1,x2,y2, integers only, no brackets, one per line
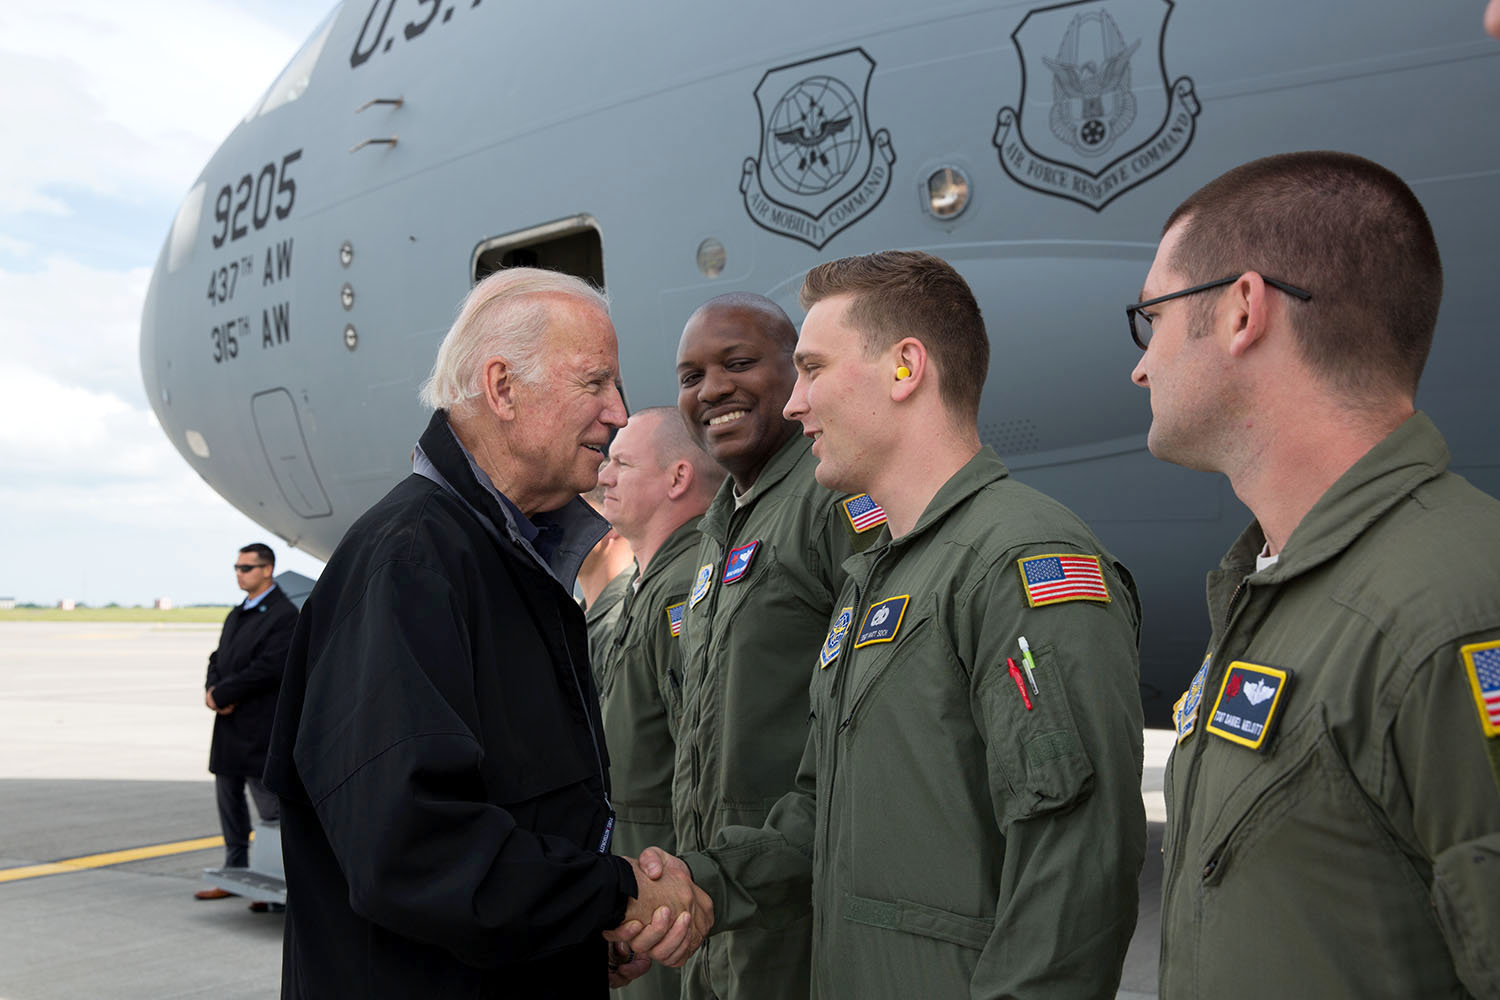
1461,639,1500,738
853,595,910,648
1205,661,1292,751
689,563,714,609
1017,553,1111,607
820,606,854,668
722,540,760,585
665,602,686,638
842,494,887,533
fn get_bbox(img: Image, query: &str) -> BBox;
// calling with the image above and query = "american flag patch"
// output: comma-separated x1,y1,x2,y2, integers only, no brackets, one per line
842,494,887,533
1016,553,1111,607
665,602,686,638
1461,640,1500,738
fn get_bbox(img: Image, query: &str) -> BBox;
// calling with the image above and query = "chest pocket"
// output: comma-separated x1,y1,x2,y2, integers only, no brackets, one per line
839,605,936,732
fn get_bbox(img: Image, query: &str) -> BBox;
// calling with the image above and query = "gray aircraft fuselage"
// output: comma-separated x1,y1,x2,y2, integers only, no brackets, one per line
139,0,1500,724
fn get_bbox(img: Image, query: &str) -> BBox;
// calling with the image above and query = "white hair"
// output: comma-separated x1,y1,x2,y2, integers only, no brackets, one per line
417,268,610,412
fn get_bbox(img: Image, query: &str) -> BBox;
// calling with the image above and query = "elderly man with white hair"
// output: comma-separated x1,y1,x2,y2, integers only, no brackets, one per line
265,268,708,998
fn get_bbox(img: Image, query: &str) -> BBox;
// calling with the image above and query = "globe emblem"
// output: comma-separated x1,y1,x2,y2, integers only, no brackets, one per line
871,606,890,627
766,75,864,196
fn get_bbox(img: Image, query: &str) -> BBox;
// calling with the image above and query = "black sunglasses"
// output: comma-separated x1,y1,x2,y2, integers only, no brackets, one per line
1127,274,1312,350
233,563,269,573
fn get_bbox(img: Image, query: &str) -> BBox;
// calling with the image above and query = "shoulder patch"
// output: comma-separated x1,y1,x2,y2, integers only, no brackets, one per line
1205,661,1292,751
853,595,910,648
820,606,854,668
841,493,887,533
1461,640,1500,738
1017,553,1110,607
665,602,686,638
1173,653,1212,744
689,563,714,609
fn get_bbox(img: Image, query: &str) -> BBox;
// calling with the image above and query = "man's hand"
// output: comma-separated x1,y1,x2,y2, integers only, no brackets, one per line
606,940,650,988
604,848,714,967
205,688,234,715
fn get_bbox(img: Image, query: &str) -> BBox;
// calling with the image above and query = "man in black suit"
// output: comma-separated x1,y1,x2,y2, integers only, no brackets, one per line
196,542,296,901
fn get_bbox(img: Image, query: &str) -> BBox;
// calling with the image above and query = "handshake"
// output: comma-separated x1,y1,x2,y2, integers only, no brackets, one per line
604,847,715,988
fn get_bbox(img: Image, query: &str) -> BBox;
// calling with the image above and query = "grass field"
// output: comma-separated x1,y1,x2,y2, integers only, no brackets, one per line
0,607,232,624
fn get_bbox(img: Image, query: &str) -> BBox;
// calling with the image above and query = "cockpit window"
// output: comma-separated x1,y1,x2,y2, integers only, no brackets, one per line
246,4,342,121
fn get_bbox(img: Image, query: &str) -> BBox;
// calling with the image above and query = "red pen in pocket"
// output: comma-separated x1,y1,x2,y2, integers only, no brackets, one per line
1007,657,1034,711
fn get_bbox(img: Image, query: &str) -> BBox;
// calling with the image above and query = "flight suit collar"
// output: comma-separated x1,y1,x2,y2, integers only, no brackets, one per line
1208,411,1448,608
699,433,810,540
637,516,703,590
414,408,609,591
841,446,1009,578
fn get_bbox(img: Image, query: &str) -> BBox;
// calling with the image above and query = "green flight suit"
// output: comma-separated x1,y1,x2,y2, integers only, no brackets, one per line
674,433,879,1000
586,566,634,688
1160,413,1500,999
596,519,700,1000
684,447,1147,999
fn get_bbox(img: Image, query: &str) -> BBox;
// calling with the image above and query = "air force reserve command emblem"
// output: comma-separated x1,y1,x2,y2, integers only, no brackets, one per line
689,563,714,609
820,606,854,668
741,48,896,249
994,0,1201,211
1206,661,1292,751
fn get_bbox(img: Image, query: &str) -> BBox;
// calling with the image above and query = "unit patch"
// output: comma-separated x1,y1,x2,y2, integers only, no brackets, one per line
1017,553,1110,607
992,0,1201,211
666,602,686,638
1173,652,1211,744
820,606,855,668
1461,640,1500,738
1206,661,1292,751
722,540,761,585
740,47,896,249
853,595,910,648
842,493,888,533
689,563,714,609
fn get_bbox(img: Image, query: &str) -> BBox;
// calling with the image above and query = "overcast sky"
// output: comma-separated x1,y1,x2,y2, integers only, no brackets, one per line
0,1,334,605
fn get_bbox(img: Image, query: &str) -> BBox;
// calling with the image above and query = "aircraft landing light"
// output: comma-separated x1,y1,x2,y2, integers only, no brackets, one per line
0,835,224,884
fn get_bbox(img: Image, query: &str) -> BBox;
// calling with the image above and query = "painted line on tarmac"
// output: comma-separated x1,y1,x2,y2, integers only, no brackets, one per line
0,835,224,883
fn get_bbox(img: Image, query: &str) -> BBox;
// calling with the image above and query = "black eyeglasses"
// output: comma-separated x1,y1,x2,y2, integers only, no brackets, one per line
233,563,268,573
1127,274,1312,350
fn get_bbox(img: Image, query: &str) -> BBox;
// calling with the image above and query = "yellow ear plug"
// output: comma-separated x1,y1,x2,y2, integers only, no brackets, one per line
895,366,911,380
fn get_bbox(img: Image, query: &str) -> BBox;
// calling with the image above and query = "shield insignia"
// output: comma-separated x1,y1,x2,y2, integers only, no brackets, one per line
994,0,1201,211
740,47,896,249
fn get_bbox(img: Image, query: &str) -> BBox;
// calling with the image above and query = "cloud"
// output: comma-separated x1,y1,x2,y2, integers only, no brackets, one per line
0,1,317,213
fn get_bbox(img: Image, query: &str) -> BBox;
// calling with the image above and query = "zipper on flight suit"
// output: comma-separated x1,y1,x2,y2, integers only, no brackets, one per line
1160,575,1250,987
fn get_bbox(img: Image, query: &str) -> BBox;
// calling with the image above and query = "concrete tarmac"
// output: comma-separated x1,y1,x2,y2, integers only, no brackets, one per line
0,622,1166,999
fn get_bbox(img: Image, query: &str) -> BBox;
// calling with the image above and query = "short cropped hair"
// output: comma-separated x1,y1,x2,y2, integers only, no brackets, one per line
634,406,724,496
800,251,989,420
419,268,610,412
240,542,275,567
1165,150,1442,399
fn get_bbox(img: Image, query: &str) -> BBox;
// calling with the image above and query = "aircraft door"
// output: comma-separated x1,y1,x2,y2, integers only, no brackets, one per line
251,388,334,519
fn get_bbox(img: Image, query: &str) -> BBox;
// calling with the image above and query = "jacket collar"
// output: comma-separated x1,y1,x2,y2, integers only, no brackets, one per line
638,515,704,589
1220,411,1448,586
842,446,1008,577
413,409,609,591
700,433,810,540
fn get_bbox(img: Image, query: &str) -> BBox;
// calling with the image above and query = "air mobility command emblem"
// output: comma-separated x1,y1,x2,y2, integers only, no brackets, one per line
820,606,855,668
1173,652,1211,744
1206,661,1292,751
689,563,714,609
1017,553,1110,607
841,493,887,533
741,47,896,249
993,0,1201,211
722,540,760,584
853,595,910,648
665,602,686,638
1460,640,1500,738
